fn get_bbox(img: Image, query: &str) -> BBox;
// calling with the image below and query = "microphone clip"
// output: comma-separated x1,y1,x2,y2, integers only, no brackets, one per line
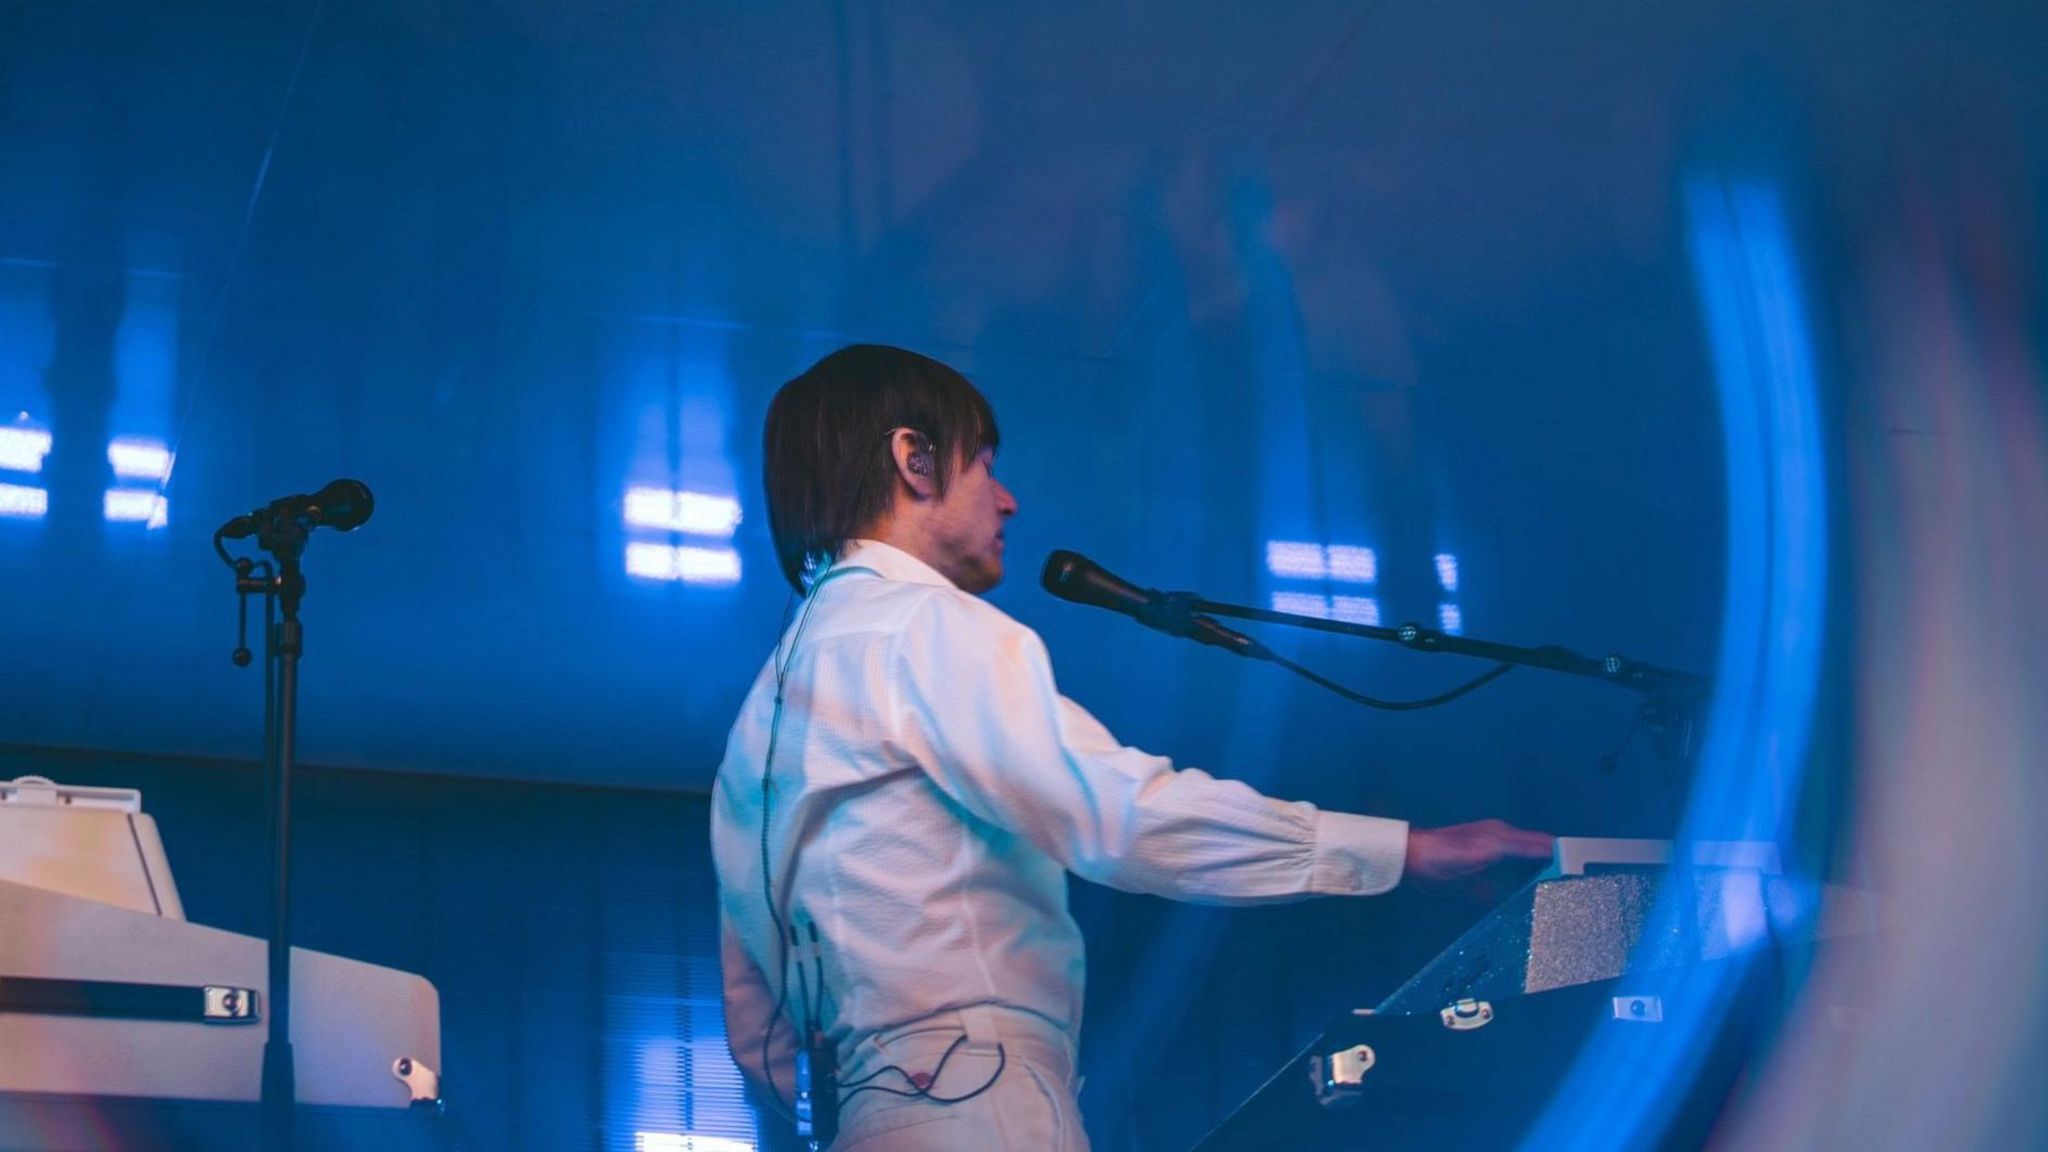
1136,591,1270,659
1132,590,1202,639
1039,550,1269,659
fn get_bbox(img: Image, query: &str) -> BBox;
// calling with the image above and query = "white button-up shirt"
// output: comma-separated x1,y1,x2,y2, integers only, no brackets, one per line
711,539,1408,1101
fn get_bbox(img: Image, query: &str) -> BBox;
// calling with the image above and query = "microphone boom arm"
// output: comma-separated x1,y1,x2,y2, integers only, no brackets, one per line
1040,549,1709,759
1182,594,1710,701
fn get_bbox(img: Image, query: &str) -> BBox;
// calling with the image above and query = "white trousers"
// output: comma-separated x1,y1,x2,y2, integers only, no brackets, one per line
829,1005,1089,1152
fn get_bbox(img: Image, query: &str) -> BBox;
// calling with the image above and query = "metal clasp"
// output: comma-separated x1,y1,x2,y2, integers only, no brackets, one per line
202,985,259,1023
393,1056,443,1110
1440,998,1493,1031
1612,995,1664,1023
1310,1044,1377,1108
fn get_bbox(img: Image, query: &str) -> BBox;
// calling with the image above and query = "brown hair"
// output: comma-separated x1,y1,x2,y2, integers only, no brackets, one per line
762,344,999,591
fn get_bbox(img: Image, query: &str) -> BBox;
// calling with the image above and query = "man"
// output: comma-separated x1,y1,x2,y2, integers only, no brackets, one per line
711,344,1552,1150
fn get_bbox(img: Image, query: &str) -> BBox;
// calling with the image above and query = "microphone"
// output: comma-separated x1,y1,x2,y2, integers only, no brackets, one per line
1041,550,1266,658
218,479,376,541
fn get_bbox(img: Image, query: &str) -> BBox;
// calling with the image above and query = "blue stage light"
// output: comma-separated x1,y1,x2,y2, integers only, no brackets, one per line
625,542,741,585
1331,595,1381,626
1264,540,1325,579
634,1133,756,1152
624,487,742,537
1266,540,1376,583
1434,552,1459,593
107,437,173,481
0,481,47,518
1325,545,1376,584
0,424,51,474
103,488,168,528
1270,591,1329,618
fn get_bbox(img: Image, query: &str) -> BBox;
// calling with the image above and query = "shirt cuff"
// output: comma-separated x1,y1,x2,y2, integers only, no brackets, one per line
1310,811,1409,896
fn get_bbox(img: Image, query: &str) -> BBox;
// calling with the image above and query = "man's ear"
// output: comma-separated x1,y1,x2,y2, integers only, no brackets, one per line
889,427,938,499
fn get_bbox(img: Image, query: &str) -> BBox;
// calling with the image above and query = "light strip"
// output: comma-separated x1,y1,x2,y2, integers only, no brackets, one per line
1269,591,1329,619
1326,545,1377,584
1264,541,1325,580
0,426,52,473
624,487,741,537
626,542,742,585
108,437,173,481
1266,540,1376,584
1434,552,1459,593
104,488,169,528
0,482,48,518
634,1134,756,1152
1332,595,1381,626
1436,603,1463,634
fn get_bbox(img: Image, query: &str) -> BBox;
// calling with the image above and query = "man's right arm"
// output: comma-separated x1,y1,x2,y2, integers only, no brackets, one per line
888,594,1421,902
890,593,1552,900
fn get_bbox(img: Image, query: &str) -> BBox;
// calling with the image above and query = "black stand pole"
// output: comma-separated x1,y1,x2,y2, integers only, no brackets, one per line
231,521,311,1152
212,479,372,1152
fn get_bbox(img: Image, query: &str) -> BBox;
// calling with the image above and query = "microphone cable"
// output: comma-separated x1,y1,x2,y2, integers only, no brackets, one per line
753,554,1009,1140
1255,648,1519,711
758,569,838,1119
836,1033,1008,1107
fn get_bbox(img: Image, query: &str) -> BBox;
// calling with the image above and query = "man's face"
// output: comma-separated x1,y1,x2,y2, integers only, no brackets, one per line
928,445,1017,594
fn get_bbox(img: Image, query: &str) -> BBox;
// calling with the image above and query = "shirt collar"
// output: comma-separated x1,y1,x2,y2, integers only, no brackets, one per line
833,539,958,589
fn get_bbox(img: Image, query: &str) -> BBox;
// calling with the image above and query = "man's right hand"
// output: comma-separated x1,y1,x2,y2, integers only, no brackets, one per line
1404,819,1555,885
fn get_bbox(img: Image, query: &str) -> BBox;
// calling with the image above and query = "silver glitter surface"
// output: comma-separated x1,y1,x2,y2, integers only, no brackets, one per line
1376,870,1875,1015
1526,872,1659,993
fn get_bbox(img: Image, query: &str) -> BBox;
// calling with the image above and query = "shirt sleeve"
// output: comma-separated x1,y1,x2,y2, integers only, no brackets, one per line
887,593,1408,903
720,900,797,1123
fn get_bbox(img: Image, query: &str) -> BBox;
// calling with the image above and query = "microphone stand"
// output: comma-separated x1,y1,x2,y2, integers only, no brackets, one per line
222,517,314,1152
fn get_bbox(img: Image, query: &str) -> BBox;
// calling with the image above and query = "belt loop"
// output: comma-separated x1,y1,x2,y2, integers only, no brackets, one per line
959,1004,1002,1053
